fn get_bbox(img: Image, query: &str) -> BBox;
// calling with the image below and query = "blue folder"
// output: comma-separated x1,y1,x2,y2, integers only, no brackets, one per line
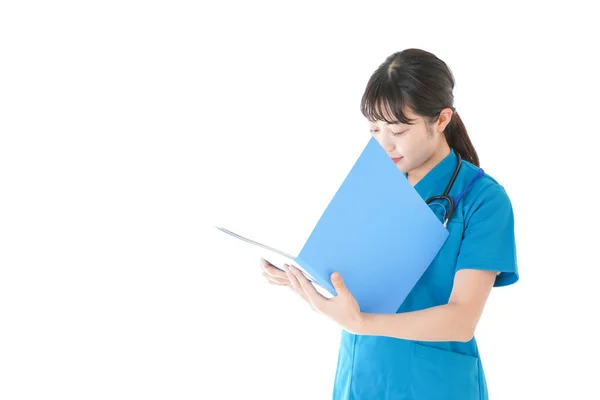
217,136,449,314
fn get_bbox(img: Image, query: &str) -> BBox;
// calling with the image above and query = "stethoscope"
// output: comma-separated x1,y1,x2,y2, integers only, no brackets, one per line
425,153,485,227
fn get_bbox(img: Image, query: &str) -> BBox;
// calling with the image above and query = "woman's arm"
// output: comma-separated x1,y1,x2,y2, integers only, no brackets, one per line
357,269,497,342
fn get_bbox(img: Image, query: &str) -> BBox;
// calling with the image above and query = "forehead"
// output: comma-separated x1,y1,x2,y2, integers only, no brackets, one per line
368,102,419,125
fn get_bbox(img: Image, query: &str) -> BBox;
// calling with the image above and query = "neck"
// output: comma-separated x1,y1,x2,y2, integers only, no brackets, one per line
407,143,451,186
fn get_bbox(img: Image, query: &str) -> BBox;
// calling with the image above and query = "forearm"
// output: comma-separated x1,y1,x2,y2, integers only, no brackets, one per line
357,303,476,342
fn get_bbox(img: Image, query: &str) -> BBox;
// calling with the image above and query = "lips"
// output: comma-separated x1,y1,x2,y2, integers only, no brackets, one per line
391,157,403,163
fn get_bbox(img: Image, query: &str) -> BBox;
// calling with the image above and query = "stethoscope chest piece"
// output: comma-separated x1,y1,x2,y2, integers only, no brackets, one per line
424,153,484,227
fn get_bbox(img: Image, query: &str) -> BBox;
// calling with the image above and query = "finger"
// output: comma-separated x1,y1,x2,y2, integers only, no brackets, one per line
260,258,276,271
286,284,310,301
263,265,288,279
285,265,314,308
262,272,290,285
262,263,289,279
289,266,327,310
260,258,279,271
285,265,303,293
330,272,348,296
261,260,288,278
267,279,289,286
290,266,324,298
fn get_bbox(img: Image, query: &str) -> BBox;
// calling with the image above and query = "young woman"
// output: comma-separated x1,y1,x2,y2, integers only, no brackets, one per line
260,48,518,400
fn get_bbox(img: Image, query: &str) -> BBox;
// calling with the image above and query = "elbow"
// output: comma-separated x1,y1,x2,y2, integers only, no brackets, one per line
453,317,476,343
449,304,478,342
455,329,475,343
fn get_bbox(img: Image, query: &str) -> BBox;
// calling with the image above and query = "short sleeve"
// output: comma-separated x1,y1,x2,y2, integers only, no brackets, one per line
456,183,519,287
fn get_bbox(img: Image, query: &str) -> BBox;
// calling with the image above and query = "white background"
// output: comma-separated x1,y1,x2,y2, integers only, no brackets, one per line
1,1,599,399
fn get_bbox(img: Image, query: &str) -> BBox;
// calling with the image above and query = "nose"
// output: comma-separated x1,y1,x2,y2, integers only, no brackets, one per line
380,135,395,153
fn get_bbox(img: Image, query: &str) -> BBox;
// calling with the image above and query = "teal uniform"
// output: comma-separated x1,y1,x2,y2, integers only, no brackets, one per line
332,148,519,400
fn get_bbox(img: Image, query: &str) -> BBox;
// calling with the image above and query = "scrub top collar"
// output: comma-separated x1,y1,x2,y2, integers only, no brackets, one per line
408,148,459,198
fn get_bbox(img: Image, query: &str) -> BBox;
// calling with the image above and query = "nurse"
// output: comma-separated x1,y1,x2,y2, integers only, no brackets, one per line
261,48,518,400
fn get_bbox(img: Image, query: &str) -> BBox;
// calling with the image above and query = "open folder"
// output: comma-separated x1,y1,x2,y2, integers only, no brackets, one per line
216,137,449,314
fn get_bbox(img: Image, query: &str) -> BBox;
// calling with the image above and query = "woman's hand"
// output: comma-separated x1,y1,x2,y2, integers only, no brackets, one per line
284,264,363,334
260,258,291,286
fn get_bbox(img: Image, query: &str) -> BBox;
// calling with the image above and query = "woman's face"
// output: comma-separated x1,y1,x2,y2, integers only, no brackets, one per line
368,107,452,176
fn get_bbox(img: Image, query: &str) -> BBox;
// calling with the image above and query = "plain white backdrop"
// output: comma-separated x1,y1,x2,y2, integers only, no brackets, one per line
1,1,599,399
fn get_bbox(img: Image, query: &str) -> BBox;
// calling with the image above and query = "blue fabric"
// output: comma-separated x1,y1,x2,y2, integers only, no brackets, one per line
332,148,519,400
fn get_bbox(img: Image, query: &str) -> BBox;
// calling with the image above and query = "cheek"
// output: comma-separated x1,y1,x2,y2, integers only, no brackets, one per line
373,133,400,150
401,145,429,168
404,132,433,158
397,137,417,156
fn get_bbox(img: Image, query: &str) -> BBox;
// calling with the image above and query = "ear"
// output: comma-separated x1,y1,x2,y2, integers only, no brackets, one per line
437,107,454,134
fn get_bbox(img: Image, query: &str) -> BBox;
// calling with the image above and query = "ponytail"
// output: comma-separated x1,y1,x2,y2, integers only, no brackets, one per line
444,111,479,167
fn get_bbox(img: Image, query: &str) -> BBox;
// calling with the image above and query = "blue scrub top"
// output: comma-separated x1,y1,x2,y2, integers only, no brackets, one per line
332,148,519,400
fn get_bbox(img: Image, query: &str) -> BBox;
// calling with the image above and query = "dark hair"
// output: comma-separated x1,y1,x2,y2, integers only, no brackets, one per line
360,48,479,167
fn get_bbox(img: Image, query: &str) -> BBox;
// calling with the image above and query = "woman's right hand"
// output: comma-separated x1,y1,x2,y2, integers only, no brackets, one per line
260,258,291,287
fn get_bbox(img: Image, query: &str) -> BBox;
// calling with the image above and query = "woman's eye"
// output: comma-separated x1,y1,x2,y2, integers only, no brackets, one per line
392,130,407,136
370,129,379,134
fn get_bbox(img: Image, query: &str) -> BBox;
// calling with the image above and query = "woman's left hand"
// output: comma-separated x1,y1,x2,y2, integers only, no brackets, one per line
284,264,363,334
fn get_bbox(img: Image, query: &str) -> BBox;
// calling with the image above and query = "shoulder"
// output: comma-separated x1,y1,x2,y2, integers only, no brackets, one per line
455,160,519,286
458,160,514,224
